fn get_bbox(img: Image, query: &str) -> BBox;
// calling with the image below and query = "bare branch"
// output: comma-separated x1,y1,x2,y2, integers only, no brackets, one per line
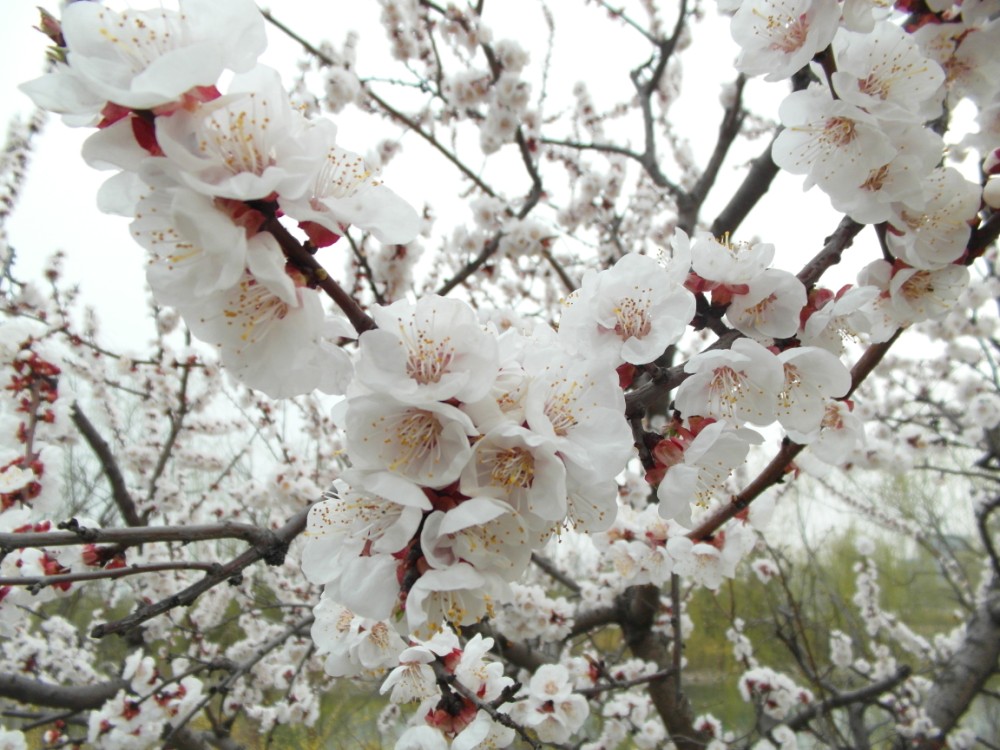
796,217,865,290
70,403,141,527
530,552,581,594
0,561,222,591
785,665,912,732
0,674,125,711
979,496,1000,582
0,520,284,552
90,504,312,638
678,75,747,233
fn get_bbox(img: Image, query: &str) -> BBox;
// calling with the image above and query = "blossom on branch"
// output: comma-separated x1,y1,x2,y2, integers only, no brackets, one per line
19,0,267,121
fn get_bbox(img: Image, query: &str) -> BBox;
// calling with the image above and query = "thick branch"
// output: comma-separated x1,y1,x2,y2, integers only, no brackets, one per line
796,216,865,290
903,577,1000,749
709,71,808,236
618,584,708,750
709,136,780,237
0,521,282,552
0,674,125,711
678,75,747,233
785,665,912,732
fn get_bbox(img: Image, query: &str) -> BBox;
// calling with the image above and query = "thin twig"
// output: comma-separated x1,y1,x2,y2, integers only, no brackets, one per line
90,504,312,638
530,553,581,594
0,561,221,591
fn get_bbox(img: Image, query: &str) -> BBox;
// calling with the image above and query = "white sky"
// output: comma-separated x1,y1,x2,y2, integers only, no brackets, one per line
0,1,860,350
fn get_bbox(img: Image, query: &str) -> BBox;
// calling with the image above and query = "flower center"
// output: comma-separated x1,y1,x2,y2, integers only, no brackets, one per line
488,447,535,489
822,117,859,148
224,277,290,345
707,366,749,419
199,98,277,176
97,8,184,75
545,381,582,436
765,13,809,54
312,148,373,204
389,410,444,472
613,297,652,340
404,333,455,385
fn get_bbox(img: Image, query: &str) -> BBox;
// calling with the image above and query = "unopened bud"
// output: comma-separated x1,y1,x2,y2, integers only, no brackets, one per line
984,147,1000,176
36,7,64,47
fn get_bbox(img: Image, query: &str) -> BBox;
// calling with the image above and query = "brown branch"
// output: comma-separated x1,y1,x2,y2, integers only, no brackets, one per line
709,70,810,237
70,403,142,527
258,212,376,334
677,75,747,234
618,583,708,750
785,665,912,732
0,674,126,711
0,520,282,552
686,329,904,542
0,561,221,591
566,605,619,639
90,504,312,638
709,135,780,238
530,553,581,594
796,216,865,291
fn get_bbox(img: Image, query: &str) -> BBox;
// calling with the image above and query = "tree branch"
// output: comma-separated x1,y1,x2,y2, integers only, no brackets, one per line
0,674,125,711
618,583,708,750
686,329,904,542
903,577,1000,748
784,665,912,732
70,403,142,527
90,504,312,638
0,520,285,552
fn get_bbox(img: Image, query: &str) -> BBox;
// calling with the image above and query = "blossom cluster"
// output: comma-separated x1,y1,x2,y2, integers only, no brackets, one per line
301,292,636,637
19,0,420,399
729,0,990,334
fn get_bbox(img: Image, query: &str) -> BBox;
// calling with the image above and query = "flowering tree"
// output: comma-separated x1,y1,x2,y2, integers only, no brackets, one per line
1,0,999,748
